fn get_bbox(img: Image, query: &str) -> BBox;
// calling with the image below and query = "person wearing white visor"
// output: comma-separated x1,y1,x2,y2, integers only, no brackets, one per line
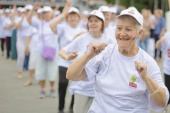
66,8,169,113
15,5,33,78
59,10,113,113
98,6,117,44
36,8,43,20
50,6,86,113
79,10,89,30
27,0,72,99
110,6,117,28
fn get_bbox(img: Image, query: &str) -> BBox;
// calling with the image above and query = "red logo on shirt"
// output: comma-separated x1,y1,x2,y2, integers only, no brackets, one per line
129,76,137,88
129,82,137,88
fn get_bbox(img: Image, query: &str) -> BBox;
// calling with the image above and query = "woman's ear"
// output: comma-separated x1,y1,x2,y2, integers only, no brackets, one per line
138,28,144,38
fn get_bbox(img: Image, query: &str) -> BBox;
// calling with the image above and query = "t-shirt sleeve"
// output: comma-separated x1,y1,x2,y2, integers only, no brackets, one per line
63,36,81,53
147,58,169,111
32,16,40,29
84,44,114,81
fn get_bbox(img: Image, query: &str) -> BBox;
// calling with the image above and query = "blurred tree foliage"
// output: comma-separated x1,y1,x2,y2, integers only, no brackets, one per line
105,0,169,13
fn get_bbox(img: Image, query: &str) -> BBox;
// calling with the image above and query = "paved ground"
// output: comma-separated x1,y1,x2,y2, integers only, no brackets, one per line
0,53,169,113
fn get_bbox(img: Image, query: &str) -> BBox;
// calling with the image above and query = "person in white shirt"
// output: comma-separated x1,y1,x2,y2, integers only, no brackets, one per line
59,10,114,113
24,27,38,86
110,6,117,28
66,8,169,113
51,6,86,113
0,10,6,56
27,1,72,99
15,7,32,78
3,9,15,59
98,6,117,44
156,32,170,113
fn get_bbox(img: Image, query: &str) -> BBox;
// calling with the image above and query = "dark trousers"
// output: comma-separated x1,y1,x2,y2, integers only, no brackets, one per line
58,66,74,111
6,37,11,58
0,38,5,52
164,73,170,105
24,55,29,70
154,34,162,59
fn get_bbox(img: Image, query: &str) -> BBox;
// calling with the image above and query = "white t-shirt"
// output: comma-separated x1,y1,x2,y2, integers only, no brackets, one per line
63,33,113,97
15,16,32,38
32,17,58,53
161,32,170,75
85,44,169,113
0,15,6,38
3,16,13,37
104,24,117,44
57,22,86,67
29,27,38,51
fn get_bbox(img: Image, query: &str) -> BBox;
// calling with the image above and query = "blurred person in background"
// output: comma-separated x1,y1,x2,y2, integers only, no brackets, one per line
0,9,6,56
137,8,150,52
156,32,170,113
51,6,86,113
154,9,165,62
98,5,117,44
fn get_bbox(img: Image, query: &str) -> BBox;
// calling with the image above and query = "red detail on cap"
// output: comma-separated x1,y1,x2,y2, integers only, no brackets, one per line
129,82,137,88
128,12,134,14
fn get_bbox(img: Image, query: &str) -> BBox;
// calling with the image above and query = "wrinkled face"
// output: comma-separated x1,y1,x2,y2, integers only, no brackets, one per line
116,17,140,49
88,16,103,33
43,11,52,21
103,12,111,23
67,12,80,27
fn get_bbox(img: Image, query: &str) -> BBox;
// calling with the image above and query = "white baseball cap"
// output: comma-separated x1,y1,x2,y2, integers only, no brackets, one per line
88,10,105,22
54,10,61,16
37,8,43,14
5,9,11,13
42,6,52,12
117,8,143,26
82,10,89,16
19,8,26,13
68,7,79,14
25,4,33,10
98,6,111,12
110,7,117,14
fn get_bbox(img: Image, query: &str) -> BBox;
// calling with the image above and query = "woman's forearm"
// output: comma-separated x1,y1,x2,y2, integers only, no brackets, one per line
143,75,167,107
66,53,92,81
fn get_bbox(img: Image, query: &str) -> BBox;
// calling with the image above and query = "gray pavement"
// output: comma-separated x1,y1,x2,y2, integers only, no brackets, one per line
0,54,169,113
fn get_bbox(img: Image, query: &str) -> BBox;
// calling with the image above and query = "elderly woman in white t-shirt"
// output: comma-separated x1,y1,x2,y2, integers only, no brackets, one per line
66,8,169,113
59,10,114,113
50,6,86,113
27,0,72,98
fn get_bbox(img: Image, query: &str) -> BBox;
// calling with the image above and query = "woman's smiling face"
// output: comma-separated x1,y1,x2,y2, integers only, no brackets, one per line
115,16,141,50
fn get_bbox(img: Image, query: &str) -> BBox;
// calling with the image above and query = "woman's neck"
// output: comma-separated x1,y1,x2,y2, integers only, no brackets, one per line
118,45,139,57
91,31,103,38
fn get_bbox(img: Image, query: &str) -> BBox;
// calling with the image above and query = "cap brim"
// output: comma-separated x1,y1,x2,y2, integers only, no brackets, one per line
116,14,142,26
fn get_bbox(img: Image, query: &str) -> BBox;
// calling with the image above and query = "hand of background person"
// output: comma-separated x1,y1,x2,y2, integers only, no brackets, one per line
68,50,78,60
135,61,147,80
85,42,107,58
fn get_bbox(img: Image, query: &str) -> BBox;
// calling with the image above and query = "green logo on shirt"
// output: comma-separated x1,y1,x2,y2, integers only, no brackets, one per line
130,76,136,83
